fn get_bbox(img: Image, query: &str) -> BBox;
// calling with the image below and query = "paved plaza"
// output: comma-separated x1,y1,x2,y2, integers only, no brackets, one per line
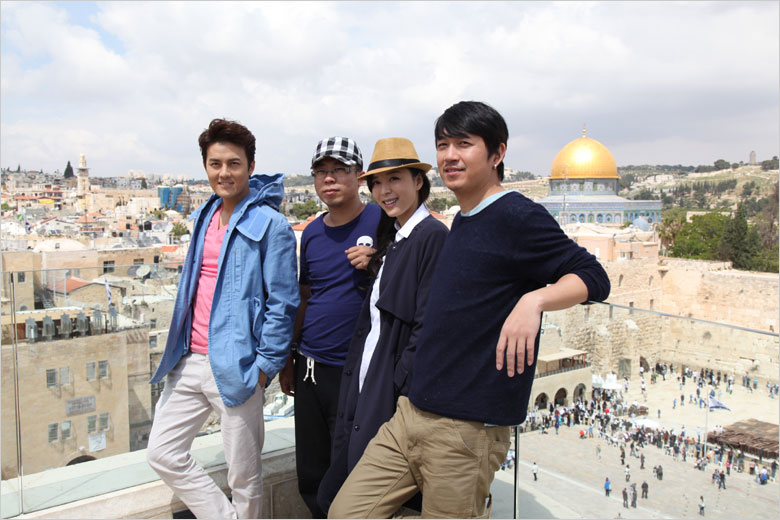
490,373,779,519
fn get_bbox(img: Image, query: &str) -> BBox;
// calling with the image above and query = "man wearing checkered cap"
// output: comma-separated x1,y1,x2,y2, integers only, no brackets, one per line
279,137,381,517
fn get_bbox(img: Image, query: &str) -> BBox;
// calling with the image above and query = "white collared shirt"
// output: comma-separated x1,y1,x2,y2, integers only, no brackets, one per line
358,204,431,392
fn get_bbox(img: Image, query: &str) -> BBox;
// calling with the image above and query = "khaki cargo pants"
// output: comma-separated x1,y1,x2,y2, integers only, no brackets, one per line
329,396,510,518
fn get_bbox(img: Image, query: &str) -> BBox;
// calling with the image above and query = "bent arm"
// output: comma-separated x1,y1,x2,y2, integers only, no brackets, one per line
496,273,589,377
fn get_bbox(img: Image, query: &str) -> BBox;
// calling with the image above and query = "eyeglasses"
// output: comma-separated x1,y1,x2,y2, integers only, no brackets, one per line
311,166,357,179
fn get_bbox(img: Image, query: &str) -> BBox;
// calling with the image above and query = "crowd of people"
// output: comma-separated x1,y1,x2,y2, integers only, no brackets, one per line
514,362,777,515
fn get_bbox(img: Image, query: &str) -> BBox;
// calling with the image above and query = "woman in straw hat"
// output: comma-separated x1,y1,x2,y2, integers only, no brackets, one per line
317,138,449,514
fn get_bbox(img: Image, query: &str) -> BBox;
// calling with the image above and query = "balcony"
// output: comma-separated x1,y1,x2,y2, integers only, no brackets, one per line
1,264,778,518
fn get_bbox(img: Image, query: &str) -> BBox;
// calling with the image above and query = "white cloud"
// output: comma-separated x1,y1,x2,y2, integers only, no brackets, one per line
1,1,777,178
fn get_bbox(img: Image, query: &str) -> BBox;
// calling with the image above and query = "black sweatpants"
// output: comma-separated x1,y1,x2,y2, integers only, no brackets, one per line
293,352,343,518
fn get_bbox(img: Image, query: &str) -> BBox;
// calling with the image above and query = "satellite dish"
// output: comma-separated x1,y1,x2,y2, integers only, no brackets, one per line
136,265,152,277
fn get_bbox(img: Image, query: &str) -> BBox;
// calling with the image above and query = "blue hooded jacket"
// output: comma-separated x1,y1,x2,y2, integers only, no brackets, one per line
150,174,300,407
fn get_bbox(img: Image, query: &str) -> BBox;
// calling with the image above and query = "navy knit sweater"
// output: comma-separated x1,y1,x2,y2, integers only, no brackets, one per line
408,192,610,425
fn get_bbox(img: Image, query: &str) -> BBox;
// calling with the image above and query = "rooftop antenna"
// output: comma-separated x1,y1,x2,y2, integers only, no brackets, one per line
582,123,587,137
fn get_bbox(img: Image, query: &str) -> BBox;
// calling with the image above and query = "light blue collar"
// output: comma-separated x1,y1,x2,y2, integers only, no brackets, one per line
461,190,517,217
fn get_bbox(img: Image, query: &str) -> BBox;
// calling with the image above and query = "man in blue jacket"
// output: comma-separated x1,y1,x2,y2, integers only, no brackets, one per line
147,119,299,519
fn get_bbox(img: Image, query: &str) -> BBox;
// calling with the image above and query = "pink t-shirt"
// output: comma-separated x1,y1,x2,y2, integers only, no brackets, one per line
190,207,228,354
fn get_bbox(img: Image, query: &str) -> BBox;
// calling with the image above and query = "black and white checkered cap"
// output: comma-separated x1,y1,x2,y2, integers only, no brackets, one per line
311,137,363,170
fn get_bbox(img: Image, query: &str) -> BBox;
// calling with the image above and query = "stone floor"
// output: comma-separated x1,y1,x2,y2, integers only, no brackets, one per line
489,374,779,519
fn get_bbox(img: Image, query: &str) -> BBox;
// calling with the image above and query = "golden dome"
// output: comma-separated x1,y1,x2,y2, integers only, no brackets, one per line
550,130,618,180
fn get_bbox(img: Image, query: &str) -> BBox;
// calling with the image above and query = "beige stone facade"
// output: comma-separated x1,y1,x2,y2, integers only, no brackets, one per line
1,324,152,479
1,251,41,312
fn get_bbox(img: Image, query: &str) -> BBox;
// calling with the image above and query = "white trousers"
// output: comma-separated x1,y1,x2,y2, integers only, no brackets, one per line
147,353,265,519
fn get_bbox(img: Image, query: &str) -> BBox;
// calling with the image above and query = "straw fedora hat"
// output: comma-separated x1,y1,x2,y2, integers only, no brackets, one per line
359,137,432,179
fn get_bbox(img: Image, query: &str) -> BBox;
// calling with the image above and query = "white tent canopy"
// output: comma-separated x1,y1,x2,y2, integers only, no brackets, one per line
592,373,622,390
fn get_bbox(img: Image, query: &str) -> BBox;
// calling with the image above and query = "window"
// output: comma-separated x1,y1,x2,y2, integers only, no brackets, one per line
133,258,144,265
86,362,96,381
59,366,70,386
61,421,72,440
87,415,97,433
48,423,59,442
149,318,157,329
629,302,634,315
151,382,164,399
17,272,25,283
102,261,115,274
153,255,159,264
46,369,58,388
650,299,655,310
149,336,157,348
98,360,109,379
99,412,110,431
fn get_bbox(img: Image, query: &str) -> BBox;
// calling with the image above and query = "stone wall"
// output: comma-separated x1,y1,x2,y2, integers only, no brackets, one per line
659,258,779,333
544,300,778,387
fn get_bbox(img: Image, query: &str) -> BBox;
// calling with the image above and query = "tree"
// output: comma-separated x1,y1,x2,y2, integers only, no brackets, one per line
670,212,727,260
761,156,779,171
292,200,320,220
619,173,636,191
713,159,730,171
717,207,756,269
693,190,708,209
428,196,457,212
632,189,657,200
656,208,686,253
170,222,188,239
754,182,778,250
141,178,148,189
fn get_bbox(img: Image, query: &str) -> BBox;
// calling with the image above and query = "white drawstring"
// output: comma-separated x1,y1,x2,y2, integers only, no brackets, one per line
303,356,317,384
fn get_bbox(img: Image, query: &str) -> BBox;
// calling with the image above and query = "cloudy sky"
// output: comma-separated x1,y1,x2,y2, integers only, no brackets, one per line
1,1,778,179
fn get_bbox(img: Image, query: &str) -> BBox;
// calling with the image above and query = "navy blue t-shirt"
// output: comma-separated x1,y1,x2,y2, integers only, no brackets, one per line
299,204,381,366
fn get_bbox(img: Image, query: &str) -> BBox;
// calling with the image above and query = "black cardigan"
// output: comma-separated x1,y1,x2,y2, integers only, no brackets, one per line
317,215,448,511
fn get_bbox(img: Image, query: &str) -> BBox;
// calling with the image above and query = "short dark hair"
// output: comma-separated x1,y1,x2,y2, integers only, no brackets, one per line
198,118,256,165
434,101,508,181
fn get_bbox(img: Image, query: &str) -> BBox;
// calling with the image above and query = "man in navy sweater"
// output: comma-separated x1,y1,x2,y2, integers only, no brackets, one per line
329,101,610,518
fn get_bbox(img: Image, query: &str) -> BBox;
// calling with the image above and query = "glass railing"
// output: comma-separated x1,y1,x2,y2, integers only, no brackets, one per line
507,302,779,519
1,263,187,516
1,264,778,517
0,261,297,517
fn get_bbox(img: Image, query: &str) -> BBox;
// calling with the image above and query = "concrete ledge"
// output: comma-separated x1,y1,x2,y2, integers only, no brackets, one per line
15,447,309,519
6,417,309,519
